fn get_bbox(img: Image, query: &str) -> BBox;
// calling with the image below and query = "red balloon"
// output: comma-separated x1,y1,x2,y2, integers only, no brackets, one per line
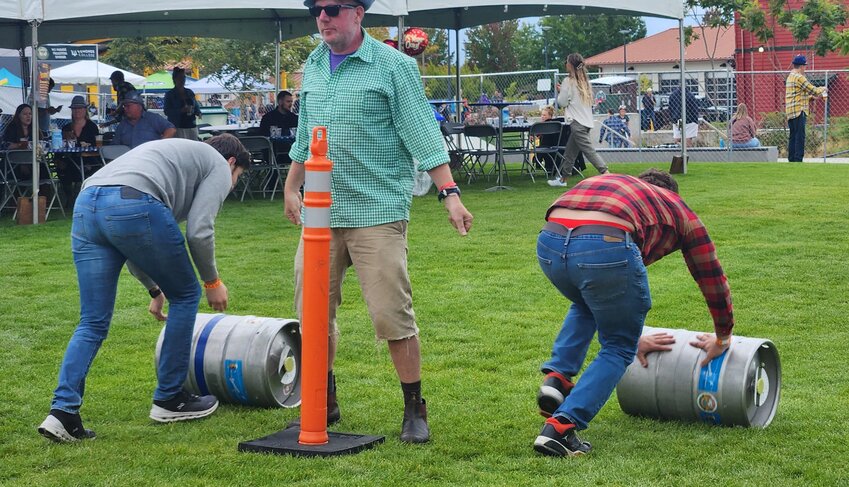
403,28,429,56
383,39,398,49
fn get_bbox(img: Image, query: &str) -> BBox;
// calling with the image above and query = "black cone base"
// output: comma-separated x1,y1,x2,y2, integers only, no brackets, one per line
238,425,384,457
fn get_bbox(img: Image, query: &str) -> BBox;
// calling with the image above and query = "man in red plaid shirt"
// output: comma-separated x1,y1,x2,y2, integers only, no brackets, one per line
532,169,734,457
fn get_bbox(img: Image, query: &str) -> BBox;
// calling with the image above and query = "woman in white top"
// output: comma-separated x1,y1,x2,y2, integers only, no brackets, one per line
550,53,608,187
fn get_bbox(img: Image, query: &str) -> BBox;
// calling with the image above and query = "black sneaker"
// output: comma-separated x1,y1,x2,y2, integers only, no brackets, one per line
150,390,219,423
38,409,96,443
533,417,591,457
537,372,574,417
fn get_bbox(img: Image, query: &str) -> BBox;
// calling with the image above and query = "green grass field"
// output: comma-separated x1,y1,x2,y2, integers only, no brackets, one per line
1,162,848,486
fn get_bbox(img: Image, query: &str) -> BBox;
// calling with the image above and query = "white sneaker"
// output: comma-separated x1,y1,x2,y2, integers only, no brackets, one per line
547,179,568,187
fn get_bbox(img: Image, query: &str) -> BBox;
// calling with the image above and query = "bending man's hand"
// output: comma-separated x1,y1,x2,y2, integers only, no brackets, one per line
636,332,675,367
690,333,731,367
148,293,167,321
206,282,229,312
444,196,473,236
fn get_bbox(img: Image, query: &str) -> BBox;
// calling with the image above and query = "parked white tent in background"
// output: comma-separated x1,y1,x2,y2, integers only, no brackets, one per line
187,73,274,94
49,60,144,86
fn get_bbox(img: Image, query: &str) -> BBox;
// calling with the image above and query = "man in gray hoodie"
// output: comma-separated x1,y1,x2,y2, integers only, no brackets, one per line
38,134,250,443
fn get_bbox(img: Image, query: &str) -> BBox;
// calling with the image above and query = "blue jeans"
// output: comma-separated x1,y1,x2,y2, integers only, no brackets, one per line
731,138,761,149
787,112,806,162
536,229,651,430
51,186,201,414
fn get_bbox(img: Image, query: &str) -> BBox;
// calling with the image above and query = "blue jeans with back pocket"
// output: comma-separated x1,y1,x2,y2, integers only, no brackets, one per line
537,229,651,430
51,185,202,414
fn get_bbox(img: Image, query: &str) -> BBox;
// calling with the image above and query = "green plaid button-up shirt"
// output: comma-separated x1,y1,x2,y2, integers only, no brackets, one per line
289,31,449,228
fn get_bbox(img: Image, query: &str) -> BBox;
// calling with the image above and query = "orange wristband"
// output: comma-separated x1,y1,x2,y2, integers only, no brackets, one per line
438,182,458,192
203,278,222,289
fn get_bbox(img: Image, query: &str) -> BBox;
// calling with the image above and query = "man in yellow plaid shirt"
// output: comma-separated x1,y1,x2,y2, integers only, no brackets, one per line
785,54,827,162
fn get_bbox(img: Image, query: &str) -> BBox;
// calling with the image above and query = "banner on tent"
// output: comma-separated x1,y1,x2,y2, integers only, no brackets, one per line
36,44,97,62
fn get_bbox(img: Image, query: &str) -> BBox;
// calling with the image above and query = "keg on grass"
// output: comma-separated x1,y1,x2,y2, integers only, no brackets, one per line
154,313,301,408
616,326,780,427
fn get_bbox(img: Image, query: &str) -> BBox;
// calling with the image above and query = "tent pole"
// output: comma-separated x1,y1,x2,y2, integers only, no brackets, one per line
455,10,461,113
679,18,687,174
276,20,282,92
397,17,404,51
31,20,40,225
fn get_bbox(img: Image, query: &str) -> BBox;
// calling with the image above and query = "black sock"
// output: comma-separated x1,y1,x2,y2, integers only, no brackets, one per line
401,380,421,401
50,409,83,433
328,370,336,393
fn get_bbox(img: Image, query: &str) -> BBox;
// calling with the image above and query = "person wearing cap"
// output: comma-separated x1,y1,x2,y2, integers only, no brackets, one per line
113,91,176,149
533,169,734,457
55,95,101,207
284,0,473,444
785,54,827,162
38,134,252,443
104,71,137,126
164,67,201,140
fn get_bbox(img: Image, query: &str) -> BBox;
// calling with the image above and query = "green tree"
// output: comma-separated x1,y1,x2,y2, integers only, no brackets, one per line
420,28,450,67
102,37,190,74
533,15,646,70
709,0,849,58
464,20,520,72
514,23,544,71
683,0,739,68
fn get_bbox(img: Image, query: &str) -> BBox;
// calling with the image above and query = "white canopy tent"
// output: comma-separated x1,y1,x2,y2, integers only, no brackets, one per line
1,0,688,224
403,0,682,27
187,73,275,94
49,60,145,85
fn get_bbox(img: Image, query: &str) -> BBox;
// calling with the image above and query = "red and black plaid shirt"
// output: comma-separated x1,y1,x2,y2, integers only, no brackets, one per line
547,174,734,336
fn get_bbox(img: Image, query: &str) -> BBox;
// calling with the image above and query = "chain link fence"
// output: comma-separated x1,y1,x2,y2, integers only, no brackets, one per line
5,67,847,163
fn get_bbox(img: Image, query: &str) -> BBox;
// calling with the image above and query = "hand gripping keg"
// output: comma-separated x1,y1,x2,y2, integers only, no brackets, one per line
617,326,781,427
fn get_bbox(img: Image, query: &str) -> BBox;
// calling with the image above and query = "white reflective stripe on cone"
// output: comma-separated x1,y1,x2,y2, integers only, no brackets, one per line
303,207,331,228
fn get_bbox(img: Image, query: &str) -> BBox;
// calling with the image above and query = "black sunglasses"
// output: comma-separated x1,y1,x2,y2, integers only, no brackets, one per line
309,4,359,17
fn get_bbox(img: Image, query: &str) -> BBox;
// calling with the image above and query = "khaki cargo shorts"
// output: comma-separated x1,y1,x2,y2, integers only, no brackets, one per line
294,221,418,341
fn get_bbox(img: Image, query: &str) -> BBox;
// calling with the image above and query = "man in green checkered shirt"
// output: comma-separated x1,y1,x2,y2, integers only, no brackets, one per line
284,0,473,444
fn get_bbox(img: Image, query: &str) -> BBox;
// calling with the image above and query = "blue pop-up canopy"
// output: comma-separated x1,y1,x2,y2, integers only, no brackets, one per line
0,67,22,88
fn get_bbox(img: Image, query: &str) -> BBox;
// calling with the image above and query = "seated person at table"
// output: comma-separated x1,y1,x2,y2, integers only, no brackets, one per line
55,96,101,208
163,67,201,141
259,90,299,177
259,90,298,138
113,91,176,149
2,103,34,150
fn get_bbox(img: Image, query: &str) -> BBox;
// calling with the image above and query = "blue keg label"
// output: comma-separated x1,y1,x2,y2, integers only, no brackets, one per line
224,359,249,404
194,314,227,396
696,350,728,424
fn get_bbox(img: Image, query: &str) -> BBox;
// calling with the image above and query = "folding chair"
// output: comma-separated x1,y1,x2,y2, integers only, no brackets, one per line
0,153,14,214
440,122,475,184
100,144,131,164
501,127,531,178
525,121,565,183
462,124,498,181
552,119,586,181
4,150,65,220
236,136,278,201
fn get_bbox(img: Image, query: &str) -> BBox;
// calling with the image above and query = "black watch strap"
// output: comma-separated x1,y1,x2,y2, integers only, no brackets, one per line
438,186,461,202
149,287,162,299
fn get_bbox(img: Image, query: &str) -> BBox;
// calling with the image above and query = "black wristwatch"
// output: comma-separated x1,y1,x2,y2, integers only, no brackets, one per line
438,186,461,202
149,287,162,299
